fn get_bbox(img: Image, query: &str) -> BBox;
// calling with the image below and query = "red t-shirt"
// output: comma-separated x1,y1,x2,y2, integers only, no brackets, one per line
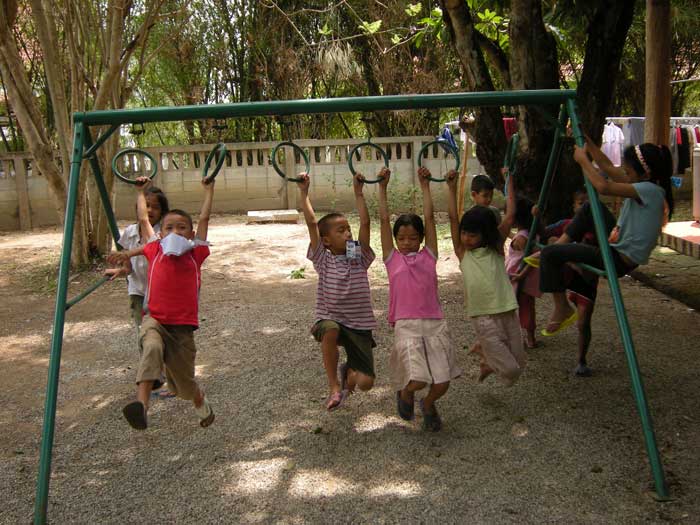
143,240,210,327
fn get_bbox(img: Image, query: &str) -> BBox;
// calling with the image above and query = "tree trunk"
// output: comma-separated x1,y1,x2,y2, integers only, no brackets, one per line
0,5,68,219
577,1,637,139
439,0,507,182
644,0,671,145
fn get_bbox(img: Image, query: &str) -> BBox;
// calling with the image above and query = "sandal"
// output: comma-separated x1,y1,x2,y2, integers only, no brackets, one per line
157,390,177,399
325,390,347,411
195,396,215,427
420,400,443,432
523,255,541,268
123,401,148,430
541,310,578,337
396,391,415,421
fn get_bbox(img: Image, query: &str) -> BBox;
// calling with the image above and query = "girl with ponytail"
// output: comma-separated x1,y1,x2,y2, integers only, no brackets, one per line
530,138,671,368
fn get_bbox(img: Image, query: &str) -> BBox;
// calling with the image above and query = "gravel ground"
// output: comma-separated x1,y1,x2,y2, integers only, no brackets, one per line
1,216,699,524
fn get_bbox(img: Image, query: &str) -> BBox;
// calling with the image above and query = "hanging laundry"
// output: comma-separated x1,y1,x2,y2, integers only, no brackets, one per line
694,126,700,143
503,117,517,141
669,127,679,175
622,118,645,147
677,126,691,174
601,122,625,166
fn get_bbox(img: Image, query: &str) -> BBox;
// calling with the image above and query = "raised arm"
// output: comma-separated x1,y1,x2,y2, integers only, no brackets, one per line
446,169,465,261
195,179,215,241
419,166,438,257
354,173,370,249
498,172,516,240
574,146,639,200
376,168,394,260
295,173,320,251
135,177,156,241
584,135,629,182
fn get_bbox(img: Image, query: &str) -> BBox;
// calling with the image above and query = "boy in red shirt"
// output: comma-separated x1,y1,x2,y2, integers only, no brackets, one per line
119,176,215,430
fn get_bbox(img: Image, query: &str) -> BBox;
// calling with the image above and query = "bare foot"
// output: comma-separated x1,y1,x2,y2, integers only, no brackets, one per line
525,331,538,349
478,361,494,383
469,342,483,357
546,305,576,333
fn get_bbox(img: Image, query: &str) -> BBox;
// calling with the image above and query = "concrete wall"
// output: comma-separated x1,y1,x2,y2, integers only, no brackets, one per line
0,137,485,231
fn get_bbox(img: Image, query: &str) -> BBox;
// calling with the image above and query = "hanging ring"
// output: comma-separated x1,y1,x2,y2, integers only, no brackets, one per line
112,148,158,184
271,141,310,183
417,140,460,182
202,142,227,183
347,141,389,184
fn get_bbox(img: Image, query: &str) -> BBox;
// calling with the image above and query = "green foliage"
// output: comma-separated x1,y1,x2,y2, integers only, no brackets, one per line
358,20,382,35
405,3,422,17
289,267,306,279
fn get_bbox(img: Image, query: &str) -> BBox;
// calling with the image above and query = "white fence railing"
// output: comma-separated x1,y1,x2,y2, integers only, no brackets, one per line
0,137,486,231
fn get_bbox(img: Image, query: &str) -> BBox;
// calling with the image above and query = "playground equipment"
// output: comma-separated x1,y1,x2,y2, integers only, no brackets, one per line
270,141,310,183
347,139,389,183
34,89,669,525
417,138,460,182
111,148,158,184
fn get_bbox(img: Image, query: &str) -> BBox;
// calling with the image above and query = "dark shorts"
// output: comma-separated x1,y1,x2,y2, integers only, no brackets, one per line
311,320,376,377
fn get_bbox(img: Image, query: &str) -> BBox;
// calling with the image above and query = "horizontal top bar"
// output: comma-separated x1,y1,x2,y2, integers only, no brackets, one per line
74,89,576,126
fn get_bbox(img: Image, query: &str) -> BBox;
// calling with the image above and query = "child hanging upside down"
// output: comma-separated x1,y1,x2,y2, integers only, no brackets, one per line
296,169,383,411
110,176,216,430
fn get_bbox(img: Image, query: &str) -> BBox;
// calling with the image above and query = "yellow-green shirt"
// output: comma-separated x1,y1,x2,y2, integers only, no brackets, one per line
459,247,518,317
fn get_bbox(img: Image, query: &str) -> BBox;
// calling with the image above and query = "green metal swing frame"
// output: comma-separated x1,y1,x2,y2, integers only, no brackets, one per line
33,89,669,524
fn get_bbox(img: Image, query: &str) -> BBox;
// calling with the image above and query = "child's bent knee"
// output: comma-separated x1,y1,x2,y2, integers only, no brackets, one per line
356,374,375,391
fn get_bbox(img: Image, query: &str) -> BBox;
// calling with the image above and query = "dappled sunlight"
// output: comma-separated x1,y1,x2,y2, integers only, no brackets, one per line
0,334,48,362
363,383,393,400
256,326,290,336
246,428,292,452
289,469,358,498
367,481,422,498
224,458,290,495
354,412,407,433
64,320,130,341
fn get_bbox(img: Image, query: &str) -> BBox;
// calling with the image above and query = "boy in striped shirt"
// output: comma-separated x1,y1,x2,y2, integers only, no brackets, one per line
296,169,388,411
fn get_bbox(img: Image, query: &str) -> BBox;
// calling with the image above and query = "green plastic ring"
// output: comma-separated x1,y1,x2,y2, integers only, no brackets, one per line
271,141,310,183
202,142,227,183
347,141,389,184
112,148,158,184
417,140,460,182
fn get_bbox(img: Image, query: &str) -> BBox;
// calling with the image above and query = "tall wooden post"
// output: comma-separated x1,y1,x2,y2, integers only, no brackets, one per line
458,132,470,218
644,0,671,145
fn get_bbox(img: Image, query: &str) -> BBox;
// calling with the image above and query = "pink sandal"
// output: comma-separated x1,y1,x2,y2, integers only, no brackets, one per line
325,390,347,411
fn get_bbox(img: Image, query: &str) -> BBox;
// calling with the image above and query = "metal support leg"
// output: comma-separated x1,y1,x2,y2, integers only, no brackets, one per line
34,122,86,525
84,128,121,245
566,99,669,499
522,106,567,259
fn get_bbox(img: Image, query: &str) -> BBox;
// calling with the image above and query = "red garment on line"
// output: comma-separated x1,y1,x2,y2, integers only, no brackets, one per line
503,117,517,141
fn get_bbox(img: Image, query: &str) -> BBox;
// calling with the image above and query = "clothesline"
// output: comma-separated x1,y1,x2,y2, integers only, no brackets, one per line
606,116,700,126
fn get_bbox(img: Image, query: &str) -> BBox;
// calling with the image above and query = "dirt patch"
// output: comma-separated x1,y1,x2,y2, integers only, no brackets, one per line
1,216,699,523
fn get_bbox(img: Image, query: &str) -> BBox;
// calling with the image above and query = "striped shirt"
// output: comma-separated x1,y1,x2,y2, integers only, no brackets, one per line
307,242,376,330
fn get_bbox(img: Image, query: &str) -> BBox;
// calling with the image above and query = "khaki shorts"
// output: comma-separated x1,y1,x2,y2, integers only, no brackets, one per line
311,320,376,377
137,316,199,400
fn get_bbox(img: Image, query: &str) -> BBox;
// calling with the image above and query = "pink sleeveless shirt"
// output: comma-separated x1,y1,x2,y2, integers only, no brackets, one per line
385,247,444,325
